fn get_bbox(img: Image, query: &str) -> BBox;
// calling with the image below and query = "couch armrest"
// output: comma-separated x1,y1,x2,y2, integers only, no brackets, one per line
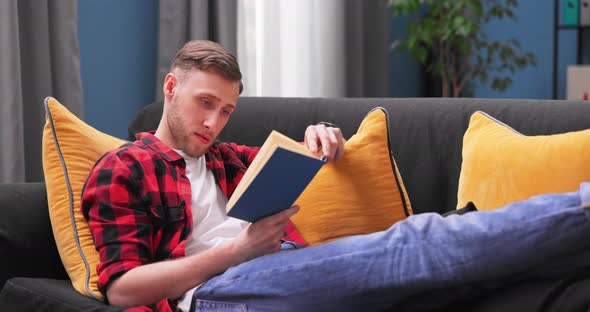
1,278,121,312
0,183,67,289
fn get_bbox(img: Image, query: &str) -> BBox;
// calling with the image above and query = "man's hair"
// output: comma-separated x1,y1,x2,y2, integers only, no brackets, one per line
171,40,243,93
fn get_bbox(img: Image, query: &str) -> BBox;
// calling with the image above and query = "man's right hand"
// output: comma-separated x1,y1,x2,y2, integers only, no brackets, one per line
230,205,300,263
106,205,300,307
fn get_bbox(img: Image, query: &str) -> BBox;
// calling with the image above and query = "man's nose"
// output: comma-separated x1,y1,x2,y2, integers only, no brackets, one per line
202,113,219,130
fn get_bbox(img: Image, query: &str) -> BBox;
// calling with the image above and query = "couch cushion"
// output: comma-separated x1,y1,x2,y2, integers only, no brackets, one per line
0,278,122,312
457,111,590,211
291,107,412,245
42,97,126,300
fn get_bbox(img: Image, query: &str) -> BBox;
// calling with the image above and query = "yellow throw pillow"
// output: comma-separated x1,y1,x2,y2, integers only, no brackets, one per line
291,107,413,246
457,111,590,211
42,97,125,300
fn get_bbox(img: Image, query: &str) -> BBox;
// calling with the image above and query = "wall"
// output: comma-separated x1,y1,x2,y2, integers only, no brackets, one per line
78,0,158,138
79,1,576,116
472,1,576,99
390,2,577,99
389,13,424,97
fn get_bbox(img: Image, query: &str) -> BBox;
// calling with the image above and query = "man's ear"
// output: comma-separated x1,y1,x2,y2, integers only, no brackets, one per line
163,73,177,101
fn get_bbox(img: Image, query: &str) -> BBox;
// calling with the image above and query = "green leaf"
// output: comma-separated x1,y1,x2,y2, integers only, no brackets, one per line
479,71,489,84
505,9,515,19
390,0,536,96
476,55,484,66
414,47,428,63
407,21,418,34
507,0,518,8
457,25,470,37
489,6,500,17
407,36,418,50
491,77,512,91
469,1,484,17
528,54,538,66
453,15,466,28
431,5,441,16
460,42,471,55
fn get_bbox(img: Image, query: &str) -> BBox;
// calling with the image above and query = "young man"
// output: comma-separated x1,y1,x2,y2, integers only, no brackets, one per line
82,40,590,312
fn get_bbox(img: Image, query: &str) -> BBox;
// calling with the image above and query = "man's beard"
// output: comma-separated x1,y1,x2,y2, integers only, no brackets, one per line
166,101,204,158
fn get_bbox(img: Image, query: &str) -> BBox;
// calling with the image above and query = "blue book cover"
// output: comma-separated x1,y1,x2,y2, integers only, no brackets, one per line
227,132,325,222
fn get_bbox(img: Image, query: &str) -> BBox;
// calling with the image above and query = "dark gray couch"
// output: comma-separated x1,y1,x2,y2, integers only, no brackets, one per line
2,97,590,311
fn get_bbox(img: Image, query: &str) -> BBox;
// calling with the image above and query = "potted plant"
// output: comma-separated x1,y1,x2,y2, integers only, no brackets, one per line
390,0,537,97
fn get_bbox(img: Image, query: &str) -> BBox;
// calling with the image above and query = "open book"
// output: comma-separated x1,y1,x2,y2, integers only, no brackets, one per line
226,131,326,222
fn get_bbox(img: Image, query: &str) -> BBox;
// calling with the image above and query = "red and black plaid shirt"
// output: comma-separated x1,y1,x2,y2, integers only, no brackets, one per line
82,132,305,312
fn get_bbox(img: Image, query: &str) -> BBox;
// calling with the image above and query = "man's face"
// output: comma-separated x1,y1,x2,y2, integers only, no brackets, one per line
163,69,240,158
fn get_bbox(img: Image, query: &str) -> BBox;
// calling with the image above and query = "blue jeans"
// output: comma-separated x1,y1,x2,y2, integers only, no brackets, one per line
191,183,590,312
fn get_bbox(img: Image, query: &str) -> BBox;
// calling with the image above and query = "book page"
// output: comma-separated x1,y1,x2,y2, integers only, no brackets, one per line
268,131,319,159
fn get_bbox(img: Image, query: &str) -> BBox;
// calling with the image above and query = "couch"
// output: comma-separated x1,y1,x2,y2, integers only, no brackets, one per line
2,96,590,311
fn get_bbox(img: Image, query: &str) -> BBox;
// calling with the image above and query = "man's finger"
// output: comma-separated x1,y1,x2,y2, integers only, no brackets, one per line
264,205,300,225
284,205,300,218
334,129,346,161
319,127,339,160
324,128,340,159
304,126,319,153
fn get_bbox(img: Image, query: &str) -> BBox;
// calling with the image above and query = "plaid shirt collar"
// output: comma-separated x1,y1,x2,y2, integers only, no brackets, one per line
135,132,185,163
135,132,227,180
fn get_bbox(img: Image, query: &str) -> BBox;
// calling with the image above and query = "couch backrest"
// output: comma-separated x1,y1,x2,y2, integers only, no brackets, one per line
129,97,590,215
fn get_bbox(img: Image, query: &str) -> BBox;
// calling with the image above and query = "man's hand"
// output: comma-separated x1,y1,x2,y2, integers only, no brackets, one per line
106,205,300,307
231,205,300,263
304,124,346,161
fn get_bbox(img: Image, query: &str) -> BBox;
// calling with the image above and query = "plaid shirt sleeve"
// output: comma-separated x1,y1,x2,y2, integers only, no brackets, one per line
226,142,259,166
81,152,153,294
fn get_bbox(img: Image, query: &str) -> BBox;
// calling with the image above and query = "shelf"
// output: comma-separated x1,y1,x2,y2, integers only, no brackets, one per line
559,25,590,29
553,0,590,99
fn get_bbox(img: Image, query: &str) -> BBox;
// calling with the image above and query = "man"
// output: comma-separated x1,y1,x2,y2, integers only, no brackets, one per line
82,40,590,312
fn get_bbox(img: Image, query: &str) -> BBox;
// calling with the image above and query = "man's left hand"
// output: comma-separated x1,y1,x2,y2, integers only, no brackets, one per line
304,124,346,162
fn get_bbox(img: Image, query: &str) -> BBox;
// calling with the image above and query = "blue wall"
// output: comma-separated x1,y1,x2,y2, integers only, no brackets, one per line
473,1,576,99
78,0,158,138
389,13,424,97
80,1,576,121
390,2,577,99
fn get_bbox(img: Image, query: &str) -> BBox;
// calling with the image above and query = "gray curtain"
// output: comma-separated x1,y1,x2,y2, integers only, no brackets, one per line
345,0,390,97
0,0,84,183
156,0,237,101
156,0,389,98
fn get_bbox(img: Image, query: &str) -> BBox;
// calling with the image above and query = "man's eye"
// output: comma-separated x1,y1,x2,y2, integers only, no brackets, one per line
222,109,231,116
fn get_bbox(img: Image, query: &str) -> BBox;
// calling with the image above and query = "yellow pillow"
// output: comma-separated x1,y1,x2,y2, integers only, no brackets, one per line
291,107,413,246
42,97,125,300
457,111,590,211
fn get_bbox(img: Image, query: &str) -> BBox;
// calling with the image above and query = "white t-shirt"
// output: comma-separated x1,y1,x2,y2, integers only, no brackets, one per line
175,151,248,312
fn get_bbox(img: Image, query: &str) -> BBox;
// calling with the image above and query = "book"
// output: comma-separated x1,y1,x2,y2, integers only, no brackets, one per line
563,0,580,26
226,130,326,222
